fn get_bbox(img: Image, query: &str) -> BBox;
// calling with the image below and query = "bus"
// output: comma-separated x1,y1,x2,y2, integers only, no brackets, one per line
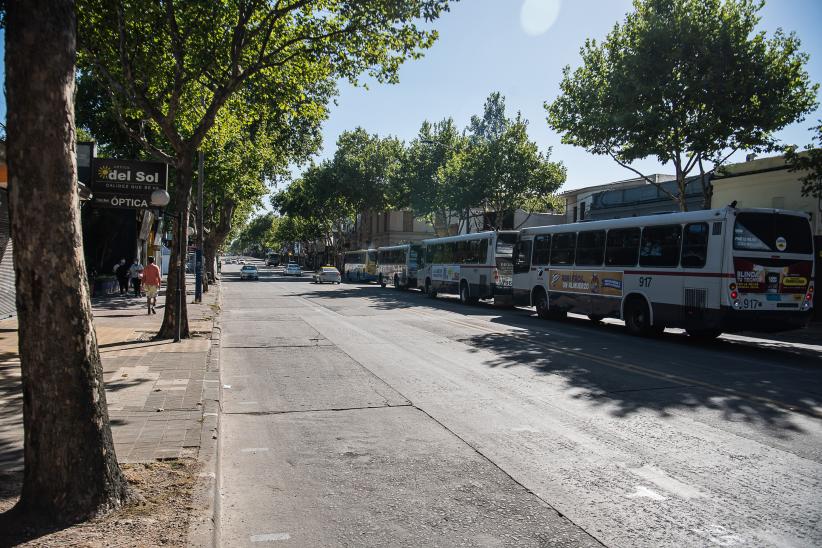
420,230,519,305
266,253,280,267
342,249,378,282
377,244,423,289
512,207,815,339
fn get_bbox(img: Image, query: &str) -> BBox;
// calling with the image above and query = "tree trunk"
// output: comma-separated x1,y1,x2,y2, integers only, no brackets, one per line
204,198,236,282
158,167,192,339
5,0,130,522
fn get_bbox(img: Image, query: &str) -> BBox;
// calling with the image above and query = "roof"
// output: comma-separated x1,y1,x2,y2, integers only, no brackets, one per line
559,174,675,197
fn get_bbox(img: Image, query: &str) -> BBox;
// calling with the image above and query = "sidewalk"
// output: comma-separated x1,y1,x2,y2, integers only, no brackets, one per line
0,276,220,473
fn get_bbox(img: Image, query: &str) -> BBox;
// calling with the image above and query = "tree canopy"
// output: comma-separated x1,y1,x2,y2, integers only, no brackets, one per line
546,0,818,210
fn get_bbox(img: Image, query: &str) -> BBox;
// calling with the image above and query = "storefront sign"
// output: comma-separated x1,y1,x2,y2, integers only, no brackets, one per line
91,158,168,209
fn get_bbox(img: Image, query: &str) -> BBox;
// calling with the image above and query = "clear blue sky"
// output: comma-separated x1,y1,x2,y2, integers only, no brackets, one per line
317,0,822,192
1,0,820,194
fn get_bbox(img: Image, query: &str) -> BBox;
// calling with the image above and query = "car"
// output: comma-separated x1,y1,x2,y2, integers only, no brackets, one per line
238,259,245,264
312,266,341,284
240,265,259,280
284,262,302,276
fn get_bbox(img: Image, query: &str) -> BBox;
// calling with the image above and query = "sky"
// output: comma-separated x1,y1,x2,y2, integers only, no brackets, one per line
1,0,820,195
315,0,822,192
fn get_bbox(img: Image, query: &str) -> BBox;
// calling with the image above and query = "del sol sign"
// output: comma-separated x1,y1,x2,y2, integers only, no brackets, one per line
91,158,168,209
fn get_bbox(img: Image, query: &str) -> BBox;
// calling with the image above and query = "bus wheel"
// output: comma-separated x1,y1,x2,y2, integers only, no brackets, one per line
535,289,551,319
624,298,659,337
379,274,386,288
459,282,472,305
686,328,722,341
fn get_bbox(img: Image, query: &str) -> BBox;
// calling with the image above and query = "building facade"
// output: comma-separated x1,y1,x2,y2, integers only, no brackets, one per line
560,174,675,223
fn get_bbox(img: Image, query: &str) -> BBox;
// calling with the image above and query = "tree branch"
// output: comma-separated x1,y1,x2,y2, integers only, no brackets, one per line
607,150,679,203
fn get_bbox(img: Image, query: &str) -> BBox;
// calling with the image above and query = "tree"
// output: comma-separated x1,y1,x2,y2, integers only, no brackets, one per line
77,0,453,338
784,121,822,198
462,93,565,229
3,0,130,523
547,0,818,210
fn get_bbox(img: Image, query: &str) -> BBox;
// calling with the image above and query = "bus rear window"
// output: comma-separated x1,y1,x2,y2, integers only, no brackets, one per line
733,213,812,254
495,232,517,258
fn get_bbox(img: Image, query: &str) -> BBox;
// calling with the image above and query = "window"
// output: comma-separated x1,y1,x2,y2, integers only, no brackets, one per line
495,232,517,258
532,235,551,265
681,223,709,268
580,201,586,221
575,230,605,266
639,225,682,267
605,228,640,266
733,213,813,254
513,240,532,273
550,232,576,265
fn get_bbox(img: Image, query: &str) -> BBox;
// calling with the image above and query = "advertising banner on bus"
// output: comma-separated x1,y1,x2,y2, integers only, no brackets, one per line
432,265,460,282
733,258,811,294
548,270,623,296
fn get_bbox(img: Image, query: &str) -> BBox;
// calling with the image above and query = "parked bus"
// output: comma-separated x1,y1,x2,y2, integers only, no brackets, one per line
342,249,378,282
377,244,423,289
512,207,815,339
420,231,519,305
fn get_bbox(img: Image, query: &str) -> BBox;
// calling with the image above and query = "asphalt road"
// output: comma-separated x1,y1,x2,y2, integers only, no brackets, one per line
217,261,822,547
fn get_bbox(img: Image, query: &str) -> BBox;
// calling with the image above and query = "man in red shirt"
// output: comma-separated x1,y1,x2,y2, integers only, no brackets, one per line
142,256,162,315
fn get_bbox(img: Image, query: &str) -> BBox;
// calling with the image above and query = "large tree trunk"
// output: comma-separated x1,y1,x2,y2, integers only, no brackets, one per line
5,0,130,522
158,167,192,339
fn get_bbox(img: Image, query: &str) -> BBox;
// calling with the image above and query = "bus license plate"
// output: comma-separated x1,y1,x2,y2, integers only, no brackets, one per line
740,297,763,309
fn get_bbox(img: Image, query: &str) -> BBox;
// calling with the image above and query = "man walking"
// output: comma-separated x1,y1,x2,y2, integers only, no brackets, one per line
129,258,143,297
142,256,162,314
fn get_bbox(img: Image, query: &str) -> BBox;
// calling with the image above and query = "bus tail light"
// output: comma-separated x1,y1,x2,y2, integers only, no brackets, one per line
803,284,814,310
728,282,739,305
493,268,500,284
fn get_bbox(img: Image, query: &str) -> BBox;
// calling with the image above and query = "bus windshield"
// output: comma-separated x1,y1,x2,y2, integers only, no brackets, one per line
733,213,813,254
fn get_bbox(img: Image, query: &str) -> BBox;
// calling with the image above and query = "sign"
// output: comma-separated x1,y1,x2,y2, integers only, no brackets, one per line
548,269,623,297
91,158,168,209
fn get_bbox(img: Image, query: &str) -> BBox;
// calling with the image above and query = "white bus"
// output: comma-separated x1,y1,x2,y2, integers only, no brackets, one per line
420,231,519,305
377,244,423,289
342,249,377,283
512,207,815,339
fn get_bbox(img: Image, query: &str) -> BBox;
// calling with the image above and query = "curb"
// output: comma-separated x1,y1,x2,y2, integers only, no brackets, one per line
188,284,222,548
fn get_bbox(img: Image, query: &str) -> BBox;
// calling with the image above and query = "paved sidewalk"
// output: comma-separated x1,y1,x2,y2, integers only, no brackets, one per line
0,277,220,472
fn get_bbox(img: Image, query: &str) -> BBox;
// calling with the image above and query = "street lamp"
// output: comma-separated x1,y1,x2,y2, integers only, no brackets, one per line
150,189,183,343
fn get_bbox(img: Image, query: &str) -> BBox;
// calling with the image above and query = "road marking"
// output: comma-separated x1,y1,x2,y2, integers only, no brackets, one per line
241,447,270,453
629,464,705,499
223,384,232,389
238,401,258,405
692,525,745,546
626,485,667,501
250,532,290,542
415,310,822,419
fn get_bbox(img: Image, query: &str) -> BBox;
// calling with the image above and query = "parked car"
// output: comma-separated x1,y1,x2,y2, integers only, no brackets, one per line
284,262,302,276
312,266,341,284
240,265,259,280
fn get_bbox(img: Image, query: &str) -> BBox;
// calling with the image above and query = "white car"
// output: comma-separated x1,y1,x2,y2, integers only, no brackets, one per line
312,266,341,284
240,265,259,280
284,263,302,276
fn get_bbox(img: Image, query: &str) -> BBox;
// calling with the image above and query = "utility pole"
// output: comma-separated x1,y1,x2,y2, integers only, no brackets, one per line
194,150,204,302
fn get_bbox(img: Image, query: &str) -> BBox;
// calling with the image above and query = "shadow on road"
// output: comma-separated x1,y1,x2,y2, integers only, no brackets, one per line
288,282,822,435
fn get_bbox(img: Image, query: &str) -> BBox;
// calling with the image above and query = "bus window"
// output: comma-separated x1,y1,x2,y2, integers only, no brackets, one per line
513,240,532,273
533,235,551,265
640,225,681,267
550,232,576,265
575,230,605,266
605,228,640,266
733,212,813,254
681,223,709,268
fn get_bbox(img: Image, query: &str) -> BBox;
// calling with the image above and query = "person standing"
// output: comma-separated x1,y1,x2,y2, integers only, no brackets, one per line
114,258,129,295
142,256,162,314
129,259,143,297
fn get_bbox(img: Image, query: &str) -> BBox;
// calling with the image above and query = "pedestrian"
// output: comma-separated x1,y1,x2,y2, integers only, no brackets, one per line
114,258,129,295
129,258,143,297
142,256,162,315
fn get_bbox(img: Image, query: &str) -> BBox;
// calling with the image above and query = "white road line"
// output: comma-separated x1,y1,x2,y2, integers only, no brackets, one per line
250,533,290,542
626,485,667,501
241,447,270,453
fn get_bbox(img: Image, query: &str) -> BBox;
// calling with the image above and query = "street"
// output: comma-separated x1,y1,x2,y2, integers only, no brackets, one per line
217,262,822,547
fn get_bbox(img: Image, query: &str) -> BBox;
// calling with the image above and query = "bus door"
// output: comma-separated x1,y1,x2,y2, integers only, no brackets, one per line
494,232,518,304
512,237,532,306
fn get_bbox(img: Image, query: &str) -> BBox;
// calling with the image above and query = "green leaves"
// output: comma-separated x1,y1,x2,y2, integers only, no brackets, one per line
546,0,818,210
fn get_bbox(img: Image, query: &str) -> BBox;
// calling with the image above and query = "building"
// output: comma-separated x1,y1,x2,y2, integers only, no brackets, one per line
349,209,436,249
560,174,675,223
587,176,706,220
0,143,13,318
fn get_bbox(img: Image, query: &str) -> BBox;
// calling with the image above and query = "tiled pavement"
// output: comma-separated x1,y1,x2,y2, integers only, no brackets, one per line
0,276,220,470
